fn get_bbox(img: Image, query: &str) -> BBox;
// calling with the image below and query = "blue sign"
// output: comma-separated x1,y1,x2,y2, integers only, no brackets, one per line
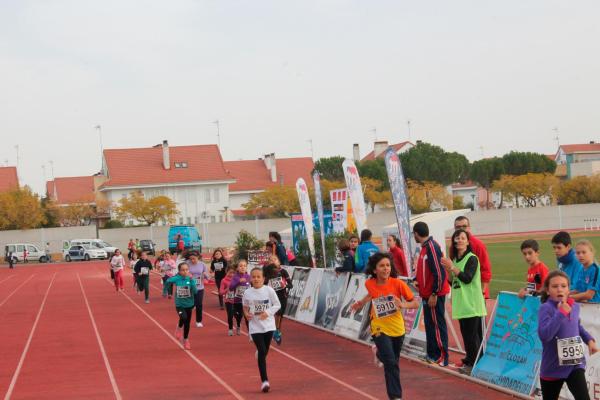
291,212,333,254
471,292,542,395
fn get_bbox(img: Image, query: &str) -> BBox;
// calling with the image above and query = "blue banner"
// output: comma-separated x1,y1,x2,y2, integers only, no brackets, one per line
313,172,327,267
384,148,413,277
471,292,542,396
291,212,333,255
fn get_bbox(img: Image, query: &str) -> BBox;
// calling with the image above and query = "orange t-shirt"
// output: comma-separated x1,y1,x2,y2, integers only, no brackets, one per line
365,277,414,337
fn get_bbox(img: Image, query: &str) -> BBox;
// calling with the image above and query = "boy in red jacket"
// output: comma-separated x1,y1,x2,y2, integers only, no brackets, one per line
413,221,450,366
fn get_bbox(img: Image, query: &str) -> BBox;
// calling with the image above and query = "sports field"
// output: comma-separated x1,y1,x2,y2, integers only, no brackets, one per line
483,230,600,298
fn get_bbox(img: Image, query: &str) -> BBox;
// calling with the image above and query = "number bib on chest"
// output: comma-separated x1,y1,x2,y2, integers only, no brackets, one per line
269,278,284,291
226,291,235,300
252,300,270,315
195,278,202,286
372,295,398,319
235,285,248,297
213,262,224,272
139,267,149,275
526,282,536,294
177,286,192,298
557,336,585,366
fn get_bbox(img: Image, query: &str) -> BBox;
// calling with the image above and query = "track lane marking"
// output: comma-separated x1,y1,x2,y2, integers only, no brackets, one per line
0,274,36,309
4,273,56,400
0,275,16,285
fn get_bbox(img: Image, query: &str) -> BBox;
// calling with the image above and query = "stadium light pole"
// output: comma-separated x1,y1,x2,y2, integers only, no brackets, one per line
213,120,221,149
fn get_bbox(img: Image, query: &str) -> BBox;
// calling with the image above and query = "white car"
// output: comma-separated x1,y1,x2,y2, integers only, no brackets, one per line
4,243,50,263
62,239,115,259
64,245,107,262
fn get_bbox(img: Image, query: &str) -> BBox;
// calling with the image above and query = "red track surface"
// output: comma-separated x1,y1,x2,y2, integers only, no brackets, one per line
0,262,514,400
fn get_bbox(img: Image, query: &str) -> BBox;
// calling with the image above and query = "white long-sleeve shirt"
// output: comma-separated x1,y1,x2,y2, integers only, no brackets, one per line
242,285,281,334
110,255,125,272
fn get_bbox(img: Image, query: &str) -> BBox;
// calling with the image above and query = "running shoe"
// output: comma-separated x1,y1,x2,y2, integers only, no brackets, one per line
145,299,150,304
261,381,270,393
450,360,465,369
228,329,234,336
371,345,383,368
458,365,473,375
438,357,449,367
168,295,172,299
422,356,439,364
273,330,282,346
175,326,183,340
236,327,241,336
184,339,191,350
196,322,204,328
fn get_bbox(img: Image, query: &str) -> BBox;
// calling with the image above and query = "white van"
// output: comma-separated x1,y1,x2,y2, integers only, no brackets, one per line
5,243,49,263
62,239,116,259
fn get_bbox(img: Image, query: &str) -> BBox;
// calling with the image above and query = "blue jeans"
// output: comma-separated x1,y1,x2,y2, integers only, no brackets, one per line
373,333,404,400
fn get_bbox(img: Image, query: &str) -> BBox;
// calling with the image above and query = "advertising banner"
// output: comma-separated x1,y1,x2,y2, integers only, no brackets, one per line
334,274,371,340
290,212,333,256
384,148,414,277
313,172,327,267
342,159,368,234
314,271,350,330
471,292,542,396
285,267,310,318
295,268,325,324
296,178,316,267
330,189,347,233
247,250,272,266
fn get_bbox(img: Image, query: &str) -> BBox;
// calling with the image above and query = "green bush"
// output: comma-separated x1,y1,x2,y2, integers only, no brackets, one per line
296,231,349,268
234,229,264,263
103,219,125,229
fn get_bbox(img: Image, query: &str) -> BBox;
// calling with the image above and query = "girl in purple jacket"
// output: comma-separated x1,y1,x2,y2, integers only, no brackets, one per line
228,259,251,336
538,270,598,400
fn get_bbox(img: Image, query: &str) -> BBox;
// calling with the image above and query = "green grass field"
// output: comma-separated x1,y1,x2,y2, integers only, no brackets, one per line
483,231,600,298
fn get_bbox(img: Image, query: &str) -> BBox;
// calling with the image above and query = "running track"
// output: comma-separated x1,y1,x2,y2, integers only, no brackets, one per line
0,262,513,400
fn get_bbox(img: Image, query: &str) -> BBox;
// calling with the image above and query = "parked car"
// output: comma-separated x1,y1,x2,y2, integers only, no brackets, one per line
64,245,107,262
168,226,202,254
62,239,116,258
4,243,50,263
139,240,156,255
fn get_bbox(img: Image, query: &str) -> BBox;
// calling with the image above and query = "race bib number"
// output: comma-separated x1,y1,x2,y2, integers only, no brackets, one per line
526,282,536,294
372,295,398,319
269,278,284,291
140,267,149,275
177,286,191,298
235,285,248,297
214,262,224,272
557,336,585,366
195,278,202,286
226,291,235,300
252,300,270,315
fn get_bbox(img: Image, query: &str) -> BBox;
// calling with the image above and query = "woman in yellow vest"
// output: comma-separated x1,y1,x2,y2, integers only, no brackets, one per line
441,229,487,375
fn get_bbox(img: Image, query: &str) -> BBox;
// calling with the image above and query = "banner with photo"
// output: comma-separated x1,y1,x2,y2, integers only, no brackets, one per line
342,159,368,234
295,268,325,324
471,292,542,396
314,271,350,330
285,267,310,317
290,212,334,257
384,148,414,277
334,274,371,341
330,189,356,234
313,172,327,267
296,178,316,267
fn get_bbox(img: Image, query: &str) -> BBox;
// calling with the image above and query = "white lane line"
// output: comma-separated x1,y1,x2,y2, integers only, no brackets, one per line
4,273,56,400
0,275,16,285
0,274,36,309
77,274,122,400
104,278,244,400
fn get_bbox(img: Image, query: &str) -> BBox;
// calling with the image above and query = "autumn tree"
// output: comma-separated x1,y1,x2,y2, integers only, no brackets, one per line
361,177,392,213
115,192,178,225
491,175,518,208
556,176,600,205
319,179,346,209
243,186,301,217
58,202,96,226
406,180,452,214
0,187,46,230
510,173,559,207
470,157,504,208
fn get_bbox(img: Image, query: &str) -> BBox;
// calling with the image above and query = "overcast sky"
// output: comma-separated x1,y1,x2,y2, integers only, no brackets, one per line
1,0,599,194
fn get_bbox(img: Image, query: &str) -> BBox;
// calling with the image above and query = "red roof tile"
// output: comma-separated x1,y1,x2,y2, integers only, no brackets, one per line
102,144,233,188
560,144,600,154
225,157,314,192
0,167,19,192
361,142,413,162
47,176,95,204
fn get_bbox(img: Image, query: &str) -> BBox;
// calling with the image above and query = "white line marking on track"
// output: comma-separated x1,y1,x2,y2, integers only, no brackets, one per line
4,273,56,400
77,274,122,400
105,278,245,400
0,274,36,309
0,275,16,285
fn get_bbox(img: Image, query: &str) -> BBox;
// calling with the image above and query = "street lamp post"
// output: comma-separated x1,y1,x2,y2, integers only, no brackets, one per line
95,125,103,171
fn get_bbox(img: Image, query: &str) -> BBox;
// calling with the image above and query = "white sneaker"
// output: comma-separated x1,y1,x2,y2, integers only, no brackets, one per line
371,345,383,368
196,322,203,328
228,329,234,336
236,327,241,336
261,381,270,393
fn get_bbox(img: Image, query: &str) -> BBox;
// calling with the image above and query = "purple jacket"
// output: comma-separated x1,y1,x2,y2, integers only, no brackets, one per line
538,298,594,379
228,272,251,304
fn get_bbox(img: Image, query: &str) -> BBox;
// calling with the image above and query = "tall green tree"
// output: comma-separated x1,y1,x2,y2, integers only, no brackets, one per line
501,151,556,175
470,157,504,208
399,142,470,185
357,159,389,189
313,156,346,181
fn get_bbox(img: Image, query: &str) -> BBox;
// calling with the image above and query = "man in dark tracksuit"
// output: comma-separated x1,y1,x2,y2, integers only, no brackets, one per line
413,221,450,366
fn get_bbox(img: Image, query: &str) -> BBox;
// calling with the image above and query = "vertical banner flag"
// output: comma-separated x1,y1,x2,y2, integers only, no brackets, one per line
296,178,316,267
313,171,327,267
384,148,413,277
342,159,368,234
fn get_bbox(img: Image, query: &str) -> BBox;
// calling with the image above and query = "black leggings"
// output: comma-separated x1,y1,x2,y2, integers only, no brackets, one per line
226,303,242,329
233,303,249,330
137,275,149,300
194,289,204,323
459,316,483,366
541,368,589,400
215,274,224,307
252,331,274,382
177,306,194,339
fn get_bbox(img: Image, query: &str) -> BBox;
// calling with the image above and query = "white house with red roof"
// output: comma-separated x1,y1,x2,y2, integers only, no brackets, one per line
99,140,235,225
357,140,414,162
46,176,97,205
555,142,600,179
0,166,19,192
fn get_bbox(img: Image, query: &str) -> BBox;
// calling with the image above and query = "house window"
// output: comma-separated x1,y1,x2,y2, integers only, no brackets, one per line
213,189,220,203
205,189,212,203
210,216,216,223
174,162,188,168
194,216,198,224
186,217,191,224
179,217,184,225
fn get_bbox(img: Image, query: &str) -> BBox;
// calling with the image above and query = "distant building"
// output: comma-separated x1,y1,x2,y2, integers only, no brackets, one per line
357,140,414,162
0,166,19,192
555,142,600,179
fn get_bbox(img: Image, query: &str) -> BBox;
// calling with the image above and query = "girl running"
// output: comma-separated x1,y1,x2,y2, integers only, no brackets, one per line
166,262,198,350
110,249,125,292
130,251,139,290
186,251,212,328
351,253,418,400
263,256,292,345
160,253,177,298
135,251,153,303
242,267,281,393
220,265,240,336
211,248,228,310
229,259,251,336
538,270,598,400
